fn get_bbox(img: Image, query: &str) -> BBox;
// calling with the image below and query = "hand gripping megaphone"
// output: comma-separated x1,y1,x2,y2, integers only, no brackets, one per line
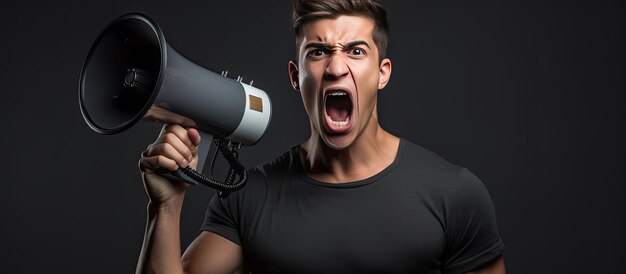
79,13,271,195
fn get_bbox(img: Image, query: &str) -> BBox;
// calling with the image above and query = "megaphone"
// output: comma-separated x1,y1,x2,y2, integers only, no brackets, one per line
79,13,271,194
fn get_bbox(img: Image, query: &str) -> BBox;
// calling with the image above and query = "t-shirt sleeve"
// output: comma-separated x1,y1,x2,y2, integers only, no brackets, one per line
442,167,505,273
200,192,242,246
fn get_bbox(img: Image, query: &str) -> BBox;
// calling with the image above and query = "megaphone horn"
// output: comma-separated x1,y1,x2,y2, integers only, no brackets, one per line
79,13,272,194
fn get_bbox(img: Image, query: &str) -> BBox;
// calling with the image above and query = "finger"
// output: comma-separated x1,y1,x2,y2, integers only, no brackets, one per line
162,132,194,161
140,154,179,172
159,123,180,136
187,128,201,146
161,124,192,148
148,143,189,168
163,124,196,151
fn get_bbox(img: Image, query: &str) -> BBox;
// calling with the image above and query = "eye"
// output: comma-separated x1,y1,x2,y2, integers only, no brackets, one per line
348,48,367,56
308,49,327,57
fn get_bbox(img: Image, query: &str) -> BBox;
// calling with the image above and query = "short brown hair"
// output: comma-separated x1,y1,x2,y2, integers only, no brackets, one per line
292,0,390,62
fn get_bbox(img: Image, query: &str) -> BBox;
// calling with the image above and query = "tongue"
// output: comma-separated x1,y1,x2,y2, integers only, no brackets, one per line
326,95,351,121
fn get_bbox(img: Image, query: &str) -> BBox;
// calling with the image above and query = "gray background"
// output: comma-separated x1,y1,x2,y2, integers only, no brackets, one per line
1,0,624,273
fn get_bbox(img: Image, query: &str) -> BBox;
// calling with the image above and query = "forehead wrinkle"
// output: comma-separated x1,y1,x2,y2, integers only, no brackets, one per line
305,25,366,45
298,16,376,58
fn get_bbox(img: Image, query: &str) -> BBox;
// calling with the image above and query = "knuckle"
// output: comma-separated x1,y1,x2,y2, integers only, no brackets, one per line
150,143,163,155
155,155,163,166
163,144,184,162
141,144,154,156
166,124,184,134
182,148,192,158
161,143,175,155
163,132,176,143
164,123,178,131
156,155,175,170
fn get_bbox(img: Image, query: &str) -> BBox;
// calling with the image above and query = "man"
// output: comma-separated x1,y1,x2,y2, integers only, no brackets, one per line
136,1,505,273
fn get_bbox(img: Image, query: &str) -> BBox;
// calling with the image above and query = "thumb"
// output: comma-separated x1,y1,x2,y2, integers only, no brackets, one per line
187,128,202,147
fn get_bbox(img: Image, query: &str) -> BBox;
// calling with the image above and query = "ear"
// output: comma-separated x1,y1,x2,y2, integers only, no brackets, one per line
288,60,300,91
378,58,392,90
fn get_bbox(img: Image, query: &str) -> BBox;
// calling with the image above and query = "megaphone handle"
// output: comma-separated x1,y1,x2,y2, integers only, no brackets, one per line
194,130,214,174
161,137,249,193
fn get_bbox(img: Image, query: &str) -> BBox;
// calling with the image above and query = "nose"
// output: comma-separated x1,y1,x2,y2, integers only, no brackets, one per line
324,53,349,79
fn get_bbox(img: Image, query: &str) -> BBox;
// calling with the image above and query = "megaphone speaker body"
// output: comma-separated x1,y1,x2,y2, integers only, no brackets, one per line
79,13,271,187
80,13,271,145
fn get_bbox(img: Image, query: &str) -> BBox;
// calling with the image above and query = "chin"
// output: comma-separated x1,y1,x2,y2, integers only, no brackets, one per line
321,131,357,151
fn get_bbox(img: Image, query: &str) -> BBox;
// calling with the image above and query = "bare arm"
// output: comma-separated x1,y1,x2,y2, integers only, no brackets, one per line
136,198,186,274
466,256,505,274
136,202,246,274
182,232,247,274
135,124,245,274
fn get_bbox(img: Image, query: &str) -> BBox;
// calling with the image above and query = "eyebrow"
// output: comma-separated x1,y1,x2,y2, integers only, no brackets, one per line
304,40,371,50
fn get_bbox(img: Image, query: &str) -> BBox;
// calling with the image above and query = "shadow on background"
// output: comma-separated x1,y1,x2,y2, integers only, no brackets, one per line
0,1,624,273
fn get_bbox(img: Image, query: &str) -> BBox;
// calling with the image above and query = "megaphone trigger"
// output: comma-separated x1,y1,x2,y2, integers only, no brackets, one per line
150,131,248,193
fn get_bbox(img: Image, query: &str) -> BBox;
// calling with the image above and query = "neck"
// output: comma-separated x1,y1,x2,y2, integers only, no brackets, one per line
299,115,399,183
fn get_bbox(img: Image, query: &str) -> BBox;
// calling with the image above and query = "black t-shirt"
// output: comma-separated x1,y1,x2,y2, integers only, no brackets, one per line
202,139,504,273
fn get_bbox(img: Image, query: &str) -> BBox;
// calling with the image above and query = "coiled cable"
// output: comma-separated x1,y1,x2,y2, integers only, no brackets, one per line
178,138,248,197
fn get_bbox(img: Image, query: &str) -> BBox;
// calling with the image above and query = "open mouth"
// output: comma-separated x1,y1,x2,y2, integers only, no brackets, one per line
324,89,353,133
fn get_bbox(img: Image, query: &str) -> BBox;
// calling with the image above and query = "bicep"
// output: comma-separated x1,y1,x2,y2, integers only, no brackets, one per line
182,231,246,274
466,256,506,274
443,168,505,272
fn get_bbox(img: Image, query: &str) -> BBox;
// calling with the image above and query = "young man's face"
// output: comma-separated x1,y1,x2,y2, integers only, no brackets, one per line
289,15,391,150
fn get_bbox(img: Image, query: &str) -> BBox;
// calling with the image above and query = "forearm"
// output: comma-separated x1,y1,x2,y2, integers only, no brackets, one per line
136,198,185,274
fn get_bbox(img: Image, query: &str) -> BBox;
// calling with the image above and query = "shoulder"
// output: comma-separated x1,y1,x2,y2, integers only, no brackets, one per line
248,146,299,184
234,146,299,195
212,147,298,213
395,139,462,185
399,140,498,226
394,139,491,201
399,139,459,171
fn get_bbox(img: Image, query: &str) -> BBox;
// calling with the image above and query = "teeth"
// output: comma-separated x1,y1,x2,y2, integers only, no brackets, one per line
326,90,350,128
330,116,350,127
328,91,347,96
